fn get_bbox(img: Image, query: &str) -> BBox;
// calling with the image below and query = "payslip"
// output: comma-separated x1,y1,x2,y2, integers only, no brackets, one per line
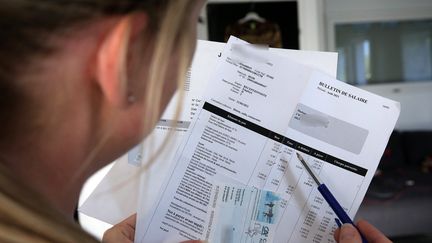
134,37,399,243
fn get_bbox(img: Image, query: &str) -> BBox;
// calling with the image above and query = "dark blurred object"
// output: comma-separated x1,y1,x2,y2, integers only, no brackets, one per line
365,173,404,200
421,156,432,173
74,205,79,223
403,131,432,166
377,131,405,171
367,130,432,199
224,11,283,48
356,130,432,240
378,130,432,170
207,2,298,49
391,234,432,243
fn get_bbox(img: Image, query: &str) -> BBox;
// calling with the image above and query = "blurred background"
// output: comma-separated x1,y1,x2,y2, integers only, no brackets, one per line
196,0,432,242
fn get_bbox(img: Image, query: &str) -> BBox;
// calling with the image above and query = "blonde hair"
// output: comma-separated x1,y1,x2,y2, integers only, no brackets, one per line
0,1,199,241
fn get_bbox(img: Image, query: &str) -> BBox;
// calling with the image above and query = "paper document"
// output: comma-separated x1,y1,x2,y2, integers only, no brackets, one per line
78,39,338,235
207,183,287,243
135,37,400,243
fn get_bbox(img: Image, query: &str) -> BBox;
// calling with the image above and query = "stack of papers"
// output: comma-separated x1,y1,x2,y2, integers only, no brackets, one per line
79,37,399,243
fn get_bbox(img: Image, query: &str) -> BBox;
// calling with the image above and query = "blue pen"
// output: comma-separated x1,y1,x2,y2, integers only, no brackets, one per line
296,152,368,243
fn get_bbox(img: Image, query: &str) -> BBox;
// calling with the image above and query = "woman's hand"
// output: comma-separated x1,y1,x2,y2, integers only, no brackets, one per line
102,214,206,243
334,219,392,243
103,214,136,243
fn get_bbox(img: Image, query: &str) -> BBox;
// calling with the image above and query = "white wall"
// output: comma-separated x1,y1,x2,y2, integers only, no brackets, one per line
324,0,432,131
361,82,432,131
325,0,432,51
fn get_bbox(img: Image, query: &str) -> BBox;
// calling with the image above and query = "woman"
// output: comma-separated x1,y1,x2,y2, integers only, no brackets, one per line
0,0,391,242
0,0,203,242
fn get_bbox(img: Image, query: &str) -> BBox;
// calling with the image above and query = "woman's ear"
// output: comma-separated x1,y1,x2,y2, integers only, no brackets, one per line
96,14,148,108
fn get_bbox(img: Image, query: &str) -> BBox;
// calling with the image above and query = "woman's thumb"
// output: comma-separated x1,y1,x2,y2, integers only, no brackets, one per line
338,224,362,243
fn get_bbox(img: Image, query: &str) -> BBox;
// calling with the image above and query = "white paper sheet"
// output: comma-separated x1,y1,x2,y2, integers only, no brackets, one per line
78,39,338,238
134,37,399,243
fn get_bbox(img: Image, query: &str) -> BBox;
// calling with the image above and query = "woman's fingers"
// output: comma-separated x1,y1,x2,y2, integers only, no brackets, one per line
102,214,137,243
334,220,392,243
121,214,137,230
334,223,363,243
